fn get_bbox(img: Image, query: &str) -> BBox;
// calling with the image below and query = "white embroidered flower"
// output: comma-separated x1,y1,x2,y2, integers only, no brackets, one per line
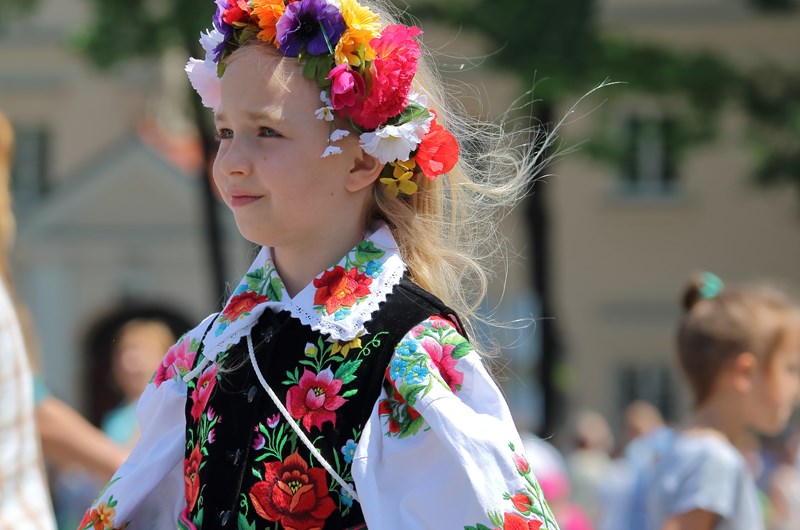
322,145,343,158
199,28,225,58
360,122,424,164
329,129,350,142
186,58,221,110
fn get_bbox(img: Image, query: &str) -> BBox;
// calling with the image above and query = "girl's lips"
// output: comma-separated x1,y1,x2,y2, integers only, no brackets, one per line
230,195,262,207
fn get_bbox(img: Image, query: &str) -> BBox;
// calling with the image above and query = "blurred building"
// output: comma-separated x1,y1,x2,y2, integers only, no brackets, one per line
552,0,800,428
0,0,248,409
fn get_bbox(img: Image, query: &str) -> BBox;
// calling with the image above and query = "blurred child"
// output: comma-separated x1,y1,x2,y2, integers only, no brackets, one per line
645,272,800,530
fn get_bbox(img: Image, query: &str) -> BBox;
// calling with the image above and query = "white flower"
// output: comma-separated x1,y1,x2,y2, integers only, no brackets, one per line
360,122,424,164
329,129,350,142
199,28,225,58
322,145,343,158
315,105,335,121
186,58,221,110
408,92,429,108
319,91,332,106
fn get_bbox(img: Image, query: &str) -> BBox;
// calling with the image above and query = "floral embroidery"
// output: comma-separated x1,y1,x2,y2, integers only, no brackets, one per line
184,445,203,512
189,363,219,422
249,451,337,530
313,265,372,315
341,439,358,464
153,336,200,388
330,337,362,358
386,317,469,412
286,367,347,431
78,496,121,530
378,376,423,438
465,444,557,530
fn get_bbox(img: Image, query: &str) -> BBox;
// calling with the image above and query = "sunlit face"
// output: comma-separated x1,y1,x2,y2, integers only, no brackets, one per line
213,44,368,250
749,326,800,436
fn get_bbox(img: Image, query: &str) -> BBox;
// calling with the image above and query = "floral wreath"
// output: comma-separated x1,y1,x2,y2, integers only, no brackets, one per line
186,0,460,197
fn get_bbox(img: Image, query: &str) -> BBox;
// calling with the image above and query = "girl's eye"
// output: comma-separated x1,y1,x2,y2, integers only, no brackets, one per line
259,127,280,138
216,128,233,141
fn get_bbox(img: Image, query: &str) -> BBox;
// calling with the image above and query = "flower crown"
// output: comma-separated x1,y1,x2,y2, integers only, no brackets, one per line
186,0,460,196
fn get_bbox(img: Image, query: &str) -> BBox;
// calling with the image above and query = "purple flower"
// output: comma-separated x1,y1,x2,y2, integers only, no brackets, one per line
252,433,266,450
276,0,346,57
207,407,217,422
266,413,281,429
213,0,233,43
208,428,216,444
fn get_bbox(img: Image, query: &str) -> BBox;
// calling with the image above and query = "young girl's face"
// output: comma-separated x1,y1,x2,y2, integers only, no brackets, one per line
212,45,369,249
750,328,800,435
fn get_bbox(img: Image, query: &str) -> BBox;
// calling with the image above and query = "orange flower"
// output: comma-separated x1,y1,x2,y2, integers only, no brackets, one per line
81,503,116,530
222,291,269,322
415,117,459,179
313,266,372,315
251,0,286,45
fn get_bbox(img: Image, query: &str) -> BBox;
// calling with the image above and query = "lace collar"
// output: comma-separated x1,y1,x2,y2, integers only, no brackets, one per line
199,223,405,362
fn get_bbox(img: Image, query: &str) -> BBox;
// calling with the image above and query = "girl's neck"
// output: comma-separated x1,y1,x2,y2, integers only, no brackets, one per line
687,395,749,449
272,217,367,299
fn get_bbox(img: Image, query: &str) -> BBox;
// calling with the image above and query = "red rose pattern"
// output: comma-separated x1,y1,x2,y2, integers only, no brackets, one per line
222,291,269,323
312,266,372,315
184,445,202,512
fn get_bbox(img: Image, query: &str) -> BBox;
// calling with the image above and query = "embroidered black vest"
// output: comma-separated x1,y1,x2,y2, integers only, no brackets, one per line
182,276,462,530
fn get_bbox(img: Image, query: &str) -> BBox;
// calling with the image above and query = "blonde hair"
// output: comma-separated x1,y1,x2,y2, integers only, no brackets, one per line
678,273,800,405
0,111,15,272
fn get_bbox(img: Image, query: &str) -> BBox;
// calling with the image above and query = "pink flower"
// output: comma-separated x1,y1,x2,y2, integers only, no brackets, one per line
190,364,219,422
327,64,365,110
286,368,346,431
514,452,530,475
154,340,197,388
419,336,463,393
344,25,421,130
252,433,266,450
266,413,281,429
208,428,216,444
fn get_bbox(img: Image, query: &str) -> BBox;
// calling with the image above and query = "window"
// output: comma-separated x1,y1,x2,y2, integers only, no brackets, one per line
11,124,50,208
619,114,678,197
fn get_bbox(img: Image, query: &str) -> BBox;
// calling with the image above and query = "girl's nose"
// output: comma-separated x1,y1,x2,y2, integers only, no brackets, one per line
216,137,253,178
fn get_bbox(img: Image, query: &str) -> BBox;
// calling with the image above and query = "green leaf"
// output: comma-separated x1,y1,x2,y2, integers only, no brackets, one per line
451,340,472,359
238,512,256,530
334,360,361,384
354,241,385,265
193,508,204,527
266,277,283,301
342,388,358,398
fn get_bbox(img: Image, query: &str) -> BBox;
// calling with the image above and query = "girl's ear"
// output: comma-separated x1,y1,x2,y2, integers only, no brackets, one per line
346,150,384,193
731,351,758,393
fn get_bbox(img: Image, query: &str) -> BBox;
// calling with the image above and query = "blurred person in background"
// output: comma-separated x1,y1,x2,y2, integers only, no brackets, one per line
643,272,800,530
0,107,56,529
758,421,800,530
1,109,127,528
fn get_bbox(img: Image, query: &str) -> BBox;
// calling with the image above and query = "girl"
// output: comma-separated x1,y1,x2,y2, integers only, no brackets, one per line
644,272,800,530
80,0,558,528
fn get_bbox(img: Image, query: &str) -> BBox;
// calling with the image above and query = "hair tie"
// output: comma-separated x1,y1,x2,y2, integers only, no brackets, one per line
699,271,724,300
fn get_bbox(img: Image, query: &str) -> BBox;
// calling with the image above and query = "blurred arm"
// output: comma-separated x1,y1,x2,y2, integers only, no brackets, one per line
662,509,719,530
36,396,128,482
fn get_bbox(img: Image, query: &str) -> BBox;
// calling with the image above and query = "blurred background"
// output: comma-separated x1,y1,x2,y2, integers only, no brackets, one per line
1,0,799,526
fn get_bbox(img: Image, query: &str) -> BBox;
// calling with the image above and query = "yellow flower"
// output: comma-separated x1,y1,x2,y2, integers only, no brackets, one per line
330,337,362,358
251,0,285,46
335,0,380,66
380,160,418,196
304,342,318,357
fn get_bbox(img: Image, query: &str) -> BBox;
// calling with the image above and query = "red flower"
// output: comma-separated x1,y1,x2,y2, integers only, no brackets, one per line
510,493,533,515
501,513,543,530
378,374,421,434
249,451,336,530
313,266,372,315
513,452,530,475
286,368,346,431
222,291,269,322
222,0,253,25
190,364,218,422
415,117,460,179
184,445,203,512
343,25,422,130
419,336,464,393
154,339,197,388
79,503,116,530
327,64,365,110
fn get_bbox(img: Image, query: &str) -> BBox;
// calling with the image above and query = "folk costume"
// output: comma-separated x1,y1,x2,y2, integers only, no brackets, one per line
80,225,556,529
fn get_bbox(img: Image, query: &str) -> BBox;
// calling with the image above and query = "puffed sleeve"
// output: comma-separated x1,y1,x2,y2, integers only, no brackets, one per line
78,319,213,530
352,316,559,530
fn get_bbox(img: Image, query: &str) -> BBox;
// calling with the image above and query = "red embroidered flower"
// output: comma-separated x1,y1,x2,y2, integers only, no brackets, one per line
222,291,269,322
499,512,543,530
154,339,197,388
419,336,464,393
249,451,337,530
190,364,218,422
313,266,372,315
510,493,533,515
415,117,459,179
343,25,422,130
513,452,530,475
184,445,203,513
378,373,421,434
286,368,347,431
79,502,116,530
